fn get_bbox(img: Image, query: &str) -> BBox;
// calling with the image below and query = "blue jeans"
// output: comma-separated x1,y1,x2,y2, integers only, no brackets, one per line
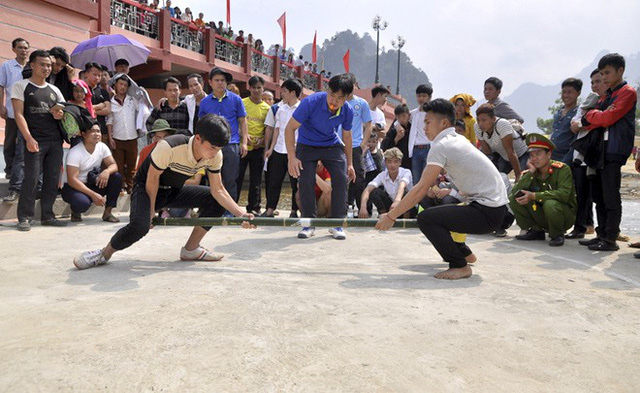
411,145,430,184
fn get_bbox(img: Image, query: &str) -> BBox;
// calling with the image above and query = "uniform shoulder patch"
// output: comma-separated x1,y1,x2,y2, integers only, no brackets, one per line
551,162,564,168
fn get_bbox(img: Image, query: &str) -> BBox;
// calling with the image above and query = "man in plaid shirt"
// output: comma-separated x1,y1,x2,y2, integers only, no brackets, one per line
146,77,190,135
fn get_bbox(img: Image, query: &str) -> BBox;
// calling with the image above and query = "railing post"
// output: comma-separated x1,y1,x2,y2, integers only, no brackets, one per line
158,8,171,53
296,66,303,80
273,56,281,82
97,0,111,34
242,43,251,75
205,28,216,64
316,75,322,91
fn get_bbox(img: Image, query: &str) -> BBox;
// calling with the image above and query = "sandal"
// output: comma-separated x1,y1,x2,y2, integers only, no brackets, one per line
629,242,640,249
102,214,120,223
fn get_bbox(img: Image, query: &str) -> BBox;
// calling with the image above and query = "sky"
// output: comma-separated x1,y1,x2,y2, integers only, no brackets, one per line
182,0,640,100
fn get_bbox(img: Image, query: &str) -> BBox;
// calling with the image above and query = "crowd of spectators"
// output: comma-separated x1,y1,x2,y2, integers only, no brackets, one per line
1,35,638,270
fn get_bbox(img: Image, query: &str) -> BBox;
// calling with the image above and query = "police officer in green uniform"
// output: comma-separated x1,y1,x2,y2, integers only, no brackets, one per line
509,133,577,246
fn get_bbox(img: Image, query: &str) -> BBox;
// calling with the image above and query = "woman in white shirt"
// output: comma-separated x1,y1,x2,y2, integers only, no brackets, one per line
474,103,529,181
61,124,122,223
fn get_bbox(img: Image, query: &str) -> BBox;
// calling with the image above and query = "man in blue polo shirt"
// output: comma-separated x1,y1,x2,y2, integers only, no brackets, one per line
199,67,248,202
285,74,355,240
340,74,372,212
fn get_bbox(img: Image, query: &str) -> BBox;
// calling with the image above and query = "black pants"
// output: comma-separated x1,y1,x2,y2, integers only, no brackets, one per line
266,151,298,211
236,148,264,212
591,161,622,242
110,183,224,250
221,143,240,200
18,140,63,222
571,165,594,233
3,118,18,177
348,146,366,210
61,173,123,213
297,143,347,218
417,202,506,269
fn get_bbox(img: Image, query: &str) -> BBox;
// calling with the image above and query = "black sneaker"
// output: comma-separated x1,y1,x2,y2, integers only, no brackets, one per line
549,235,565,247
515,229,545,241
2,190,19,203
41,218,68,227
634,251,640,259
579,237,600,246
17,220,31,232
565,230,585,239
494,228,507,237
588,240,619,251
71,212,82,222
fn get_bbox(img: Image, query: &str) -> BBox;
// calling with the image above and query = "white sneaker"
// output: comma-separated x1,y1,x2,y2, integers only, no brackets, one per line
329,227,346,240
74,249,108,270
180,246,224,261
298,227,315,239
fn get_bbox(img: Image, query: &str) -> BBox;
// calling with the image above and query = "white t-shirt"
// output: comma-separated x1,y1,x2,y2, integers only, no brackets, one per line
427,128,507,208
370,106,386,128
273,101,300,154
107,95,138,140
264,105,276,128
65,142,112,183
474,118,527,160
368,167,413,200
408,109,431,158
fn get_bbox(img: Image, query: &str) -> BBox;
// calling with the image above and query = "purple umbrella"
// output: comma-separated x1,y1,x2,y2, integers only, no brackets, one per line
70,34,151,71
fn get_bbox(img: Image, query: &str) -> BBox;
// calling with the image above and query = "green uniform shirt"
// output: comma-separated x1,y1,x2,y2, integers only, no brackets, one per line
511,160,577,211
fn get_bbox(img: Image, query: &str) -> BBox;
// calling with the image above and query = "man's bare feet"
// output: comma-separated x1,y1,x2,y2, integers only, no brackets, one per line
434,266,472,280
465,253,477,264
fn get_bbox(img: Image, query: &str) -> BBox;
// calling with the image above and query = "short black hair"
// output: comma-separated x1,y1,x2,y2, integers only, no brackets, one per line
423,98,455,125
372,85,391,98
29,50,50,64
484,77,503,90
114,58,129,67
394,103,410,116
281,78,303,98
598,53,625,71
590,68,600,78
163,76,181,89
248,75,265,87
195,114,230,147
415,83,433,96
12,38,29,48
114,74,130,87
84,62,103,72
187,73,204,85
327,74,354,96
561,77,583,93
49,47,69,64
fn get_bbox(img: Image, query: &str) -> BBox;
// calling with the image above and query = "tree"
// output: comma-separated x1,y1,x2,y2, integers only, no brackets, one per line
536,96,563,135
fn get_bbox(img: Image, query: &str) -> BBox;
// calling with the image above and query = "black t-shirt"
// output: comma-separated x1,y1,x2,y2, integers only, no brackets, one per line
11,79,65,142
92,86,111,134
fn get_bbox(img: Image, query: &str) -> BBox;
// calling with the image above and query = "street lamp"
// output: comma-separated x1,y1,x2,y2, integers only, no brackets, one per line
391,36,406,95
372,15,388,84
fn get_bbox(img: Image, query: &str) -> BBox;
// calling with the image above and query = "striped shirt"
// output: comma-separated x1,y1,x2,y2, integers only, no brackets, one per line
135,134,222,188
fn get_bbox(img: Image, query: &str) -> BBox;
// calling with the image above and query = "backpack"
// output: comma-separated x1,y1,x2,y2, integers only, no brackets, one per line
59,104,96,143
483,117,526,140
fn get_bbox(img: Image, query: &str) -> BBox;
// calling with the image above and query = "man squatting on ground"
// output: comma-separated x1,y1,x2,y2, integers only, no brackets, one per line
73,114,254,269
375,99,508,280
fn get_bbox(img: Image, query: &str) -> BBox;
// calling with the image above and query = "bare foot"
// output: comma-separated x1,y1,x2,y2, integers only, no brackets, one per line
434,266,472,280
465,253,477,264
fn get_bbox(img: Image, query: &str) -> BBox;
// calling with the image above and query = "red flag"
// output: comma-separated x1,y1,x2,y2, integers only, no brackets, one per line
312,31,317,63
226,0,231,26
343,49,350,73
277,12,287,50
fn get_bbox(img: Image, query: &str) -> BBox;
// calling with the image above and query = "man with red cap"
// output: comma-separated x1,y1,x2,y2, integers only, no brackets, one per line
509,133,577,246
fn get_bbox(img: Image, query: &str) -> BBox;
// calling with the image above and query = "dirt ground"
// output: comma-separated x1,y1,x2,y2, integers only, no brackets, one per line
1,214,640,392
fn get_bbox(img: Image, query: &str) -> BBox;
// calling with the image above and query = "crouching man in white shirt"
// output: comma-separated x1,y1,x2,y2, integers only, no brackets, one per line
376,99,508,280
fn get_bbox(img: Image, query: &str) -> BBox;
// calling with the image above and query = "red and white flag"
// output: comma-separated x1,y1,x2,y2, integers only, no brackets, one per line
277,12,287,50
343,49,350,73
226,0,231,26
312,31,317,63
